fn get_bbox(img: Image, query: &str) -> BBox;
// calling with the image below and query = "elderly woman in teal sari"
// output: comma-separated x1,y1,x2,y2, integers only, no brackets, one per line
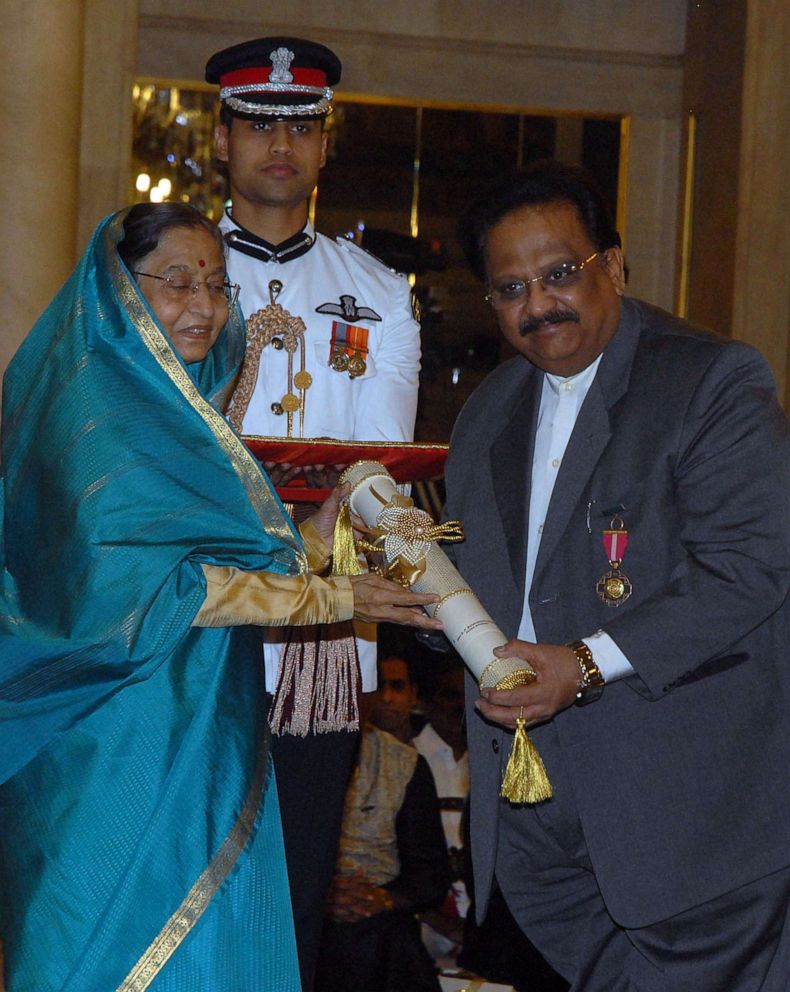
0,203,439,992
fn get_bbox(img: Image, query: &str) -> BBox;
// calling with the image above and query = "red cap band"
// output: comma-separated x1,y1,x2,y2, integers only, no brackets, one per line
220,67,327,89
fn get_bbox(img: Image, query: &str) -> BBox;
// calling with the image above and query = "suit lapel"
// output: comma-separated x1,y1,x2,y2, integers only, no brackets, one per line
489,362,542,596
533,378,611,579
534,300,643,583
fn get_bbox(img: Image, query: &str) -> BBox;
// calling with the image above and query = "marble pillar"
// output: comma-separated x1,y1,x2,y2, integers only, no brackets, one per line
0,0,85,400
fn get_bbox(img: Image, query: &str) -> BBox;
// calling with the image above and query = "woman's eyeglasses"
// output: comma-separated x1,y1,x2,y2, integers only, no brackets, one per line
134,271,240,307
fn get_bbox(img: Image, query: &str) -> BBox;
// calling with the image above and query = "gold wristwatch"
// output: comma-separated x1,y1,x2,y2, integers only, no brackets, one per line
567,640,605,706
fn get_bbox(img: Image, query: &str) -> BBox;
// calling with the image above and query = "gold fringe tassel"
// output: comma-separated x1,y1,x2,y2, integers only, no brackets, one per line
332,501,365,576
500,718,553,804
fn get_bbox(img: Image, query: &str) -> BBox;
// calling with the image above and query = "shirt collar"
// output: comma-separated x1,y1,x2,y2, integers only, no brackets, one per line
544,353,603,396
223,209,315,264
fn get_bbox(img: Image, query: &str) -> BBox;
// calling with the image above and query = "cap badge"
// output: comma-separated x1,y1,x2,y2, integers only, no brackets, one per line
269,47,295,84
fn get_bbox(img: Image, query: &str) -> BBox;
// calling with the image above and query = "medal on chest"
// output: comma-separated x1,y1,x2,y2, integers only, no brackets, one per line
596,516,633,607
227,280,312,438
328,321,369,379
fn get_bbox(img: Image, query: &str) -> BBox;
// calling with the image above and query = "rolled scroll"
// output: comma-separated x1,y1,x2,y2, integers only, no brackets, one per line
338,460,552,803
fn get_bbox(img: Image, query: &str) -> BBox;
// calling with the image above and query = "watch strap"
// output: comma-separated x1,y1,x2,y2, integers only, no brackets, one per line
568,639,605,706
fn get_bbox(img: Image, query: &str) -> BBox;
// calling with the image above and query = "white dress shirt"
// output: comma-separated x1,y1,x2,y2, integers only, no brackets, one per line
412,723,469,851
516,358,633,682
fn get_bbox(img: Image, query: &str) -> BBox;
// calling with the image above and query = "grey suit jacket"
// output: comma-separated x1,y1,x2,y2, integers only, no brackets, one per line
444,298,790,928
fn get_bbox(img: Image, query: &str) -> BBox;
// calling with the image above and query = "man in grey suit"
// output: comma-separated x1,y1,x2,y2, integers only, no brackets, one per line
445,161,790,991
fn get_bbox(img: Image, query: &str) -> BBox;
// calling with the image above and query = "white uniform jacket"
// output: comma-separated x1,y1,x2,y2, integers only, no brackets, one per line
221,212,421,441
221,210,422,692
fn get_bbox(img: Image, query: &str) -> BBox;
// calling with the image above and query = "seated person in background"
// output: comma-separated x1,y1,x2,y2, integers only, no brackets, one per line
413,661,470,970
369,652,421,743
316,679,450,992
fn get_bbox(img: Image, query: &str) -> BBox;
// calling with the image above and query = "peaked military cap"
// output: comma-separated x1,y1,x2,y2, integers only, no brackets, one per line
205,37,341,120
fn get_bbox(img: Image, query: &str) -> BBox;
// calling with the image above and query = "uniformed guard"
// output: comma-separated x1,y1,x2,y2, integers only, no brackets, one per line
205,37,420,447
205,37,421,992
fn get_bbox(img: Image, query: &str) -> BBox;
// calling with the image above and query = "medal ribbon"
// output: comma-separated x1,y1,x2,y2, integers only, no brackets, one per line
602,528,628,565
330,321,369,358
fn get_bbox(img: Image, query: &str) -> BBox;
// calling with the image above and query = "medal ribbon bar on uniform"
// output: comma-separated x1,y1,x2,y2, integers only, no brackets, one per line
329,321,369,359
329,321,370,378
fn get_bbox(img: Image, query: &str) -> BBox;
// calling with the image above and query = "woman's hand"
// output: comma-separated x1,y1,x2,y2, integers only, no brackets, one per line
349,574,441,630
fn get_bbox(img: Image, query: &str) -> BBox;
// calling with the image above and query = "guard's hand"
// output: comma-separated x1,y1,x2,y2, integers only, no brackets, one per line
474,640,579,729
349,574,441,629
303,463,345,489
263,461,302,487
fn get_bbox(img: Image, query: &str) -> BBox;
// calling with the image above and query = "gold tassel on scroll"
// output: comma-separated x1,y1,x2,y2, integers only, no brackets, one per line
331,501,365,577
500,717,553,804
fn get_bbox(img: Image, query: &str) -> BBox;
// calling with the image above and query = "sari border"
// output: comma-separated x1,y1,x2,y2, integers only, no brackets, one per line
104,215,306,574
115,742,270,991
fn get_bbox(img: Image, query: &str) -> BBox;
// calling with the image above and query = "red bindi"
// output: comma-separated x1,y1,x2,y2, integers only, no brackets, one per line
198,259,206,267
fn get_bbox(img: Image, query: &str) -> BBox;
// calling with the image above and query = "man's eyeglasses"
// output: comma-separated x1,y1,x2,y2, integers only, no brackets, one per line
485,251,600,311
133,271,240,307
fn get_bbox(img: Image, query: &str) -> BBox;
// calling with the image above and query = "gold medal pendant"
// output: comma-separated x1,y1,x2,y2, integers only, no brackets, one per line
596,564,633,606
596,517,633,607
329,349,349,373
328,320,369,379
347,353,367,378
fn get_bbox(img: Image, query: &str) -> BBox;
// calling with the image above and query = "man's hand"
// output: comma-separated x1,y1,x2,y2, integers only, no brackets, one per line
326,871,394,923
303,463,345,490
263,461,302,487
474,639,580,729
349,574,441,630
264,461,345,490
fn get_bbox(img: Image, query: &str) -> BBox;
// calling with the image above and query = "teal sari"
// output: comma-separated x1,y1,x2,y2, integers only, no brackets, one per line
0,211,305,990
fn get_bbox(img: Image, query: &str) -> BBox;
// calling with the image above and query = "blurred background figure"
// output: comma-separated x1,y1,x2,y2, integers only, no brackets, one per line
315,681,450,992
370,653,421,743
413,660,470,971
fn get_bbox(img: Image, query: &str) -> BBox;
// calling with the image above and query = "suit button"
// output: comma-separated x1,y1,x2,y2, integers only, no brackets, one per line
270,402,284,415
491,739,499,754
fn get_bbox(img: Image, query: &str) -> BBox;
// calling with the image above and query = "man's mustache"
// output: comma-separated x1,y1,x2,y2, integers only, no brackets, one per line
519,308,580,336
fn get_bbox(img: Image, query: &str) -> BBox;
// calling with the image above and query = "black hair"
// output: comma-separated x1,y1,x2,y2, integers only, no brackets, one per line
378,652,416,686
458,160,621,283
117,202,225,272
